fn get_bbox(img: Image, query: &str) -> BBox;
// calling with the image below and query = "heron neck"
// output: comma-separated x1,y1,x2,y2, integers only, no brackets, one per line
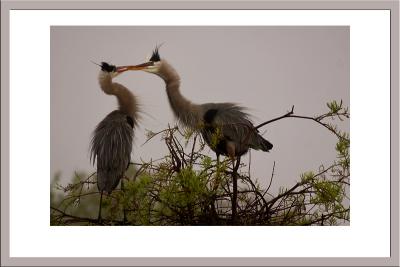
160,62,200,128
98,72,138,120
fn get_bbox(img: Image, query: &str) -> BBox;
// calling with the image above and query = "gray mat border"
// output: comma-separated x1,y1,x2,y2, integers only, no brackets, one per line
1,1,398,266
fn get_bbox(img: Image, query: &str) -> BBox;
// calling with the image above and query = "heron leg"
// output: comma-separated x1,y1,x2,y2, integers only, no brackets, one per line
225,141,240,224
226,141,236,164
98,190,104,223
231,156,241,225
121,178,127,224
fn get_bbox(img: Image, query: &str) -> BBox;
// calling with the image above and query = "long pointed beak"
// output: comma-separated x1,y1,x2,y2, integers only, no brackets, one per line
116,62,154,73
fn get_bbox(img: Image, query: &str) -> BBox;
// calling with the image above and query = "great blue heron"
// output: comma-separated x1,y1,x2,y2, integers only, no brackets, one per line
90,62,142,222
118,47,273,162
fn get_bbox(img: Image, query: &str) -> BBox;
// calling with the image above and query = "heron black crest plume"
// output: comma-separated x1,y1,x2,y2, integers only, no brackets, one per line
100,62,117,72
149,45,161,62
90,60,102,68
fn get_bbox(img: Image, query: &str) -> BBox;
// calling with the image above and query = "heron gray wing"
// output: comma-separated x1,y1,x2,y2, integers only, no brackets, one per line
90,110,134,193
201,103,272,154
200,103,250,155
202,102,252,136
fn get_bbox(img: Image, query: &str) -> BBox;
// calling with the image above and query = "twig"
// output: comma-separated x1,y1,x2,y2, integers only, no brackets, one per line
265,161,276,195
231,157,241,225
256,105,295,129
51,206,123,225
189,134,198,166
141,127,178,147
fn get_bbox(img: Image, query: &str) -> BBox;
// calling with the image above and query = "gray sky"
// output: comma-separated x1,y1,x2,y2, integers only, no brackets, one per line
51,26,349,194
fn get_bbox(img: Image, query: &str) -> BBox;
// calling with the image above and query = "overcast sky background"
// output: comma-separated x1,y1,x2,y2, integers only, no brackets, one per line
51,26,349,194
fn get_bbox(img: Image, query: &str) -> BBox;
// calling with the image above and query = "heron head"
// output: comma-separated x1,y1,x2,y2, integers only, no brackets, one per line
142,46,162,73
99,62,130,78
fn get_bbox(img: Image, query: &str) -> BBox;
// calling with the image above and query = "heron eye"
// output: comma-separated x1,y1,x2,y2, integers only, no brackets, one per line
101,62,117,72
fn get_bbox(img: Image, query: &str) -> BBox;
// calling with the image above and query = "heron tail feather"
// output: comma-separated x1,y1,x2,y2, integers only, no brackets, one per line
250,135,273,152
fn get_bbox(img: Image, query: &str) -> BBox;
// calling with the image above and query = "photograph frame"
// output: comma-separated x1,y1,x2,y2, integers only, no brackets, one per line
1,1,399,266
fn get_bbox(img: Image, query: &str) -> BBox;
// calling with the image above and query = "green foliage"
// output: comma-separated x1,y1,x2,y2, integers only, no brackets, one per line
327,100,341,114
51,100,350,226
311,179,343,209
326,100,349,120
210,126,223,150
300,171,315,184
336,135,350,168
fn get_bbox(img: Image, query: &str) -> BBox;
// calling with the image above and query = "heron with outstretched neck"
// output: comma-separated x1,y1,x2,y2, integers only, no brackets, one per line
90,62,144,222
117,47,273,162
116,47,273,223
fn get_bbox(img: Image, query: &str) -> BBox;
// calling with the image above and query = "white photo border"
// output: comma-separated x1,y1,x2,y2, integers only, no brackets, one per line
9,10,390,258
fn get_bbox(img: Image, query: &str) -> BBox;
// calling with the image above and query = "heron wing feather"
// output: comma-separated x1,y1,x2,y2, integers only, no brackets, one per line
90,110,134,193
201,103,272,154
